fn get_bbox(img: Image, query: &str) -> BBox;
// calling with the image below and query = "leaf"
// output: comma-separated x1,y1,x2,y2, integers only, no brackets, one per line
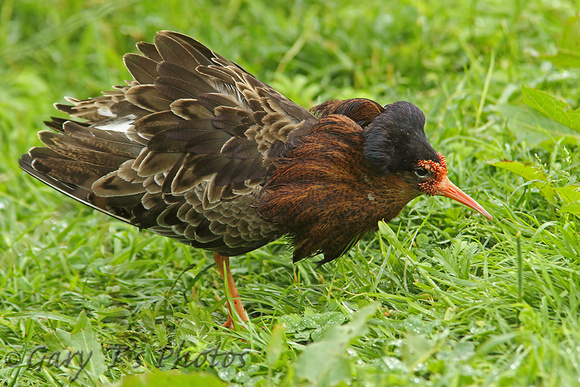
279,311,345,340
555,185,580,204
543,52,580,68
118,371,226,387
266,324,286,367
402,333,436,368
44,328,71,351
298,311,345,330
489,160,548,182
294,303,379,386
492,105,580,146
561,201,580,216
378,222,408,254
522,85,580,132
542,16,580,67
69,310,107,378
4,311,77,325
432,240,478,280
558,184,580,217
475,332,520,357
489,160,556,202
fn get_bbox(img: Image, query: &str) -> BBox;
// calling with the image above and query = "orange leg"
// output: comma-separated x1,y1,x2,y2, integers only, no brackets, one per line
213,252,249,329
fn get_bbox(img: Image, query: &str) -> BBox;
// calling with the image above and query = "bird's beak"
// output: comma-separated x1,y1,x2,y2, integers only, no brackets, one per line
436,176,493,220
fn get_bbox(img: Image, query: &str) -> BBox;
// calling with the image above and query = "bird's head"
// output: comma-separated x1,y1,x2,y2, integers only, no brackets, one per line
363,101,492,220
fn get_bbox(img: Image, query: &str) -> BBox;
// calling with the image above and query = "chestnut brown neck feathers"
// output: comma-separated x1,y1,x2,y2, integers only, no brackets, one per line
258,114,421,264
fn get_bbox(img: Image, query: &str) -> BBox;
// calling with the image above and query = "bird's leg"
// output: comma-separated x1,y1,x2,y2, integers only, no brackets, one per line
213,252,249,329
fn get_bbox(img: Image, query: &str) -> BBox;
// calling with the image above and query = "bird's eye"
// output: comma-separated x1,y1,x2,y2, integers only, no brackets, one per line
415,167,430,178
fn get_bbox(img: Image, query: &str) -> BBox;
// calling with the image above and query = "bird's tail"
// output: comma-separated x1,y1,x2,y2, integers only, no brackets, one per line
19,117,144,223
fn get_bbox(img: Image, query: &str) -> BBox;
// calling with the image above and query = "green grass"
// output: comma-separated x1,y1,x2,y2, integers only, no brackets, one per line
1,0,580,385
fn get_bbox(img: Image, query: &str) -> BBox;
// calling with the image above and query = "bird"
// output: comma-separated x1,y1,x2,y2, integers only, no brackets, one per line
19,31,492,329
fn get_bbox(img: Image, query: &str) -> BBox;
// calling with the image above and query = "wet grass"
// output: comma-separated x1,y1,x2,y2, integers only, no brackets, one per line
1,0,579,385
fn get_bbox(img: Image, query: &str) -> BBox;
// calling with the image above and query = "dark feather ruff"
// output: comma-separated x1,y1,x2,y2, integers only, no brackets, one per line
258,114,422,263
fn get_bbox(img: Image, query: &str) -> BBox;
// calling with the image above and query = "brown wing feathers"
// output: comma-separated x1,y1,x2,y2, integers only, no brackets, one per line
20,31,317,255
21,31,392,259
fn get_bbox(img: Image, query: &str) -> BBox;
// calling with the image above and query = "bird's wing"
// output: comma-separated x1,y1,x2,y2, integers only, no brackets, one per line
20,31,318,254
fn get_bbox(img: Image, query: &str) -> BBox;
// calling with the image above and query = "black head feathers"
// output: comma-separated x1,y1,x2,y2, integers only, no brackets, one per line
363,101,439,175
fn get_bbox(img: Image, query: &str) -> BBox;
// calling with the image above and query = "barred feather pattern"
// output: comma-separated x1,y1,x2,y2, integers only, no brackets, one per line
20,31,320,256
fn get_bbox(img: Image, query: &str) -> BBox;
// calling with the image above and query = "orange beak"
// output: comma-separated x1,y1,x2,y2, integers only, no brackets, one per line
436,176,493,220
